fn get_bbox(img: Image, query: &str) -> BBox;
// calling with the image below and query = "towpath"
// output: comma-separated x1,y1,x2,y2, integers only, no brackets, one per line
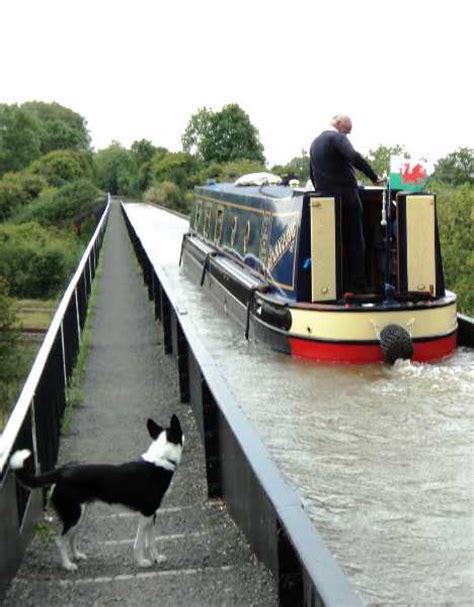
3,201,277,606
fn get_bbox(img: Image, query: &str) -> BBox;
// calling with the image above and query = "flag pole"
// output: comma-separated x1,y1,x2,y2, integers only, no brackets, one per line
383,167,394,302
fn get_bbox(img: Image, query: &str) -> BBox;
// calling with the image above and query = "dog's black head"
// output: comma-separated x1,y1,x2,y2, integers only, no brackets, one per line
144,415,184,469
147,415,183,445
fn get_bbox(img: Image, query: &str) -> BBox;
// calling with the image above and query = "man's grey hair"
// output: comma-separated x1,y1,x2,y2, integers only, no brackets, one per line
330,114,349,126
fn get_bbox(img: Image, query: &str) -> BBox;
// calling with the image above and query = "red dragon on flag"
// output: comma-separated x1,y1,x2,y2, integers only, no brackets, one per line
400,162,428,185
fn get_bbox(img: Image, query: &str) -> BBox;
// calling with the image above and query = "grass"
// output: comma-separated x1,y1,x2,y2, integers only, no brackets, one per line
14,299,57,332
34,519,55,545
61,251,104,435
0,342,40,430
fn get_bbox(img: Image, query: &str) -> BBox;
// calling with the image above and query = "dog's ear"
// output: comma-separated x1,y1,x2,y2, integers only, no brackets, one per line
147,418,163,440
168,414,183,443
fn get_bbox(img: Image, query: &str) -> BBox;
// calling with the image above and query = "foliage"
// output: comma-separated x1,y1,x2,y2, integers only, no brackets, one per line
0,278,21,425
0,104,42,176
182,104,265,164
0,222,80,298
208,159,266,183
0,171,48,221
434,182,474,315
94,142,137,195
181,107,213,156
130,140,167,192
367,144,409,178
144,181,184,210
271,149,310,183
431,147,473,186
0,102,91,178
150,151,201,191
131,139,158,165
13,179,101,228
0,278,18,380
21,101,91,155
29,150,92,186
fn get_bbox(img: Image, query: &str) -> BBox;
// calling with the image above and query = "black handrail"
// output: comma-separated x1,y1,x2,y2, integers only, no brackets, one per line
0,196,110,595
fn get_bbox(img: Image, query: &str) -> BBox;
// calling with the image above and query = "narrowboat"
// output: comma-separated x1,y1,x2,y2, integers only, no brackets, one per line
180,173,457,364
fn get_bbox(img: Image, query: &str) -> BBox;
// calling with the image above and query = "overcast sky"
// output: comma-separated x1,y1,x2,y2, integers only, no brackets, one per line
2,0,472,166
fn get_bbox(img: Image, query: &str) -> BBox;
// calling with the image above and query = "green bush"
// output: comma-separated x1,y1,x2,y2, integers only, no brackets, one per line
209,159,266,183
94,142,136,195
0,171,47,220
13,179,101,226
29,150,92,186
0,222,80,298
144,181,182,208
0,277,21,426
435,182,474,315
150,151,201,191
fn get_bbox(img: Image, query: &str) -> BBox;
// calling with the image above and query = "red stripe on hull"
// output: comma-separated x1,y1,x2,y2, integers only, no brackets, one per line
288,332,457,364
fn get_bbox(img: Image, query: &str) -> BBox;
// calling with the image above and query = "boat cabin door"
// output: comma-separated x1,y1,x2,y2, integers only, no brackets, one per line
309,195,342,302
396,193,438,295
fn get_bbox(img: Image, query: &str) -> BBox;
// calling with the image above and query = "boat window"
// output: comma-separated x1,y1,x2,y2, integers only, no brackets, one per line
244,220,251,254
203,206,212,238
231,216,238,247
215,208,224,244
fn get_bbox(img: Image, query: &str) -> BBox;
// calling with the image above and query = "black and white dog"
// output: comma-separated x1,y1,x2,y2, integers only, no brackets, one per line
10,415,183,571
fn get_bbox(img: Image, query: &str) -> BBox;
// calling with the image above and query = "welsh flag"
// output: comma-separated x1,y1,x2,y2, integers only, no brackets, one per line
389,156,432,192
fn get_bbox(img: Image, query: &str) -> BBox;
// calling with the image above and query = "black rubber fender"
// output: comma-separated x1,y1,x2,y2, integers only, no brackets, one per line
380,324,414,364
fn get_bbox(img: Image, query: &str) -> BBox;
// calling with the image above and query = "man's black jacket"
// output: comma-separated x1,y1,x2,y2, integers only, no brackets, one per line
310,130,378,190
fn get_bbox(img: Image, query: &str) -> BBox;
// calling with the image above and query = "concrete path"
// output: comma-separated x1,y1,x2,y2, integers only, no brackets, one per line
3,201,277,606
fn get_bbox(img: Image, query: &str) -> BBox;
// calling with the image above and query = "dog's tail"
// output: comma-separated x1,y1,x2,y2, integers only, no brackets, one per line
10,449,61,489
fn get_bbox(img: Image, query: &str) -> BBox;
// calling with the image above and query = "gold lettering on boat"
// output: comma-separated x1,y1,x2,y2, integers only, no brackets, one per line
267,221,298,270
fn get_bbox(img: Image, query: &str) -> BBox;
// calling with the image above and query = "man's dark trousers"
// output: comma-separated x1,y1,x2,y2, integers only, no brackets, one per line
339,188,366,291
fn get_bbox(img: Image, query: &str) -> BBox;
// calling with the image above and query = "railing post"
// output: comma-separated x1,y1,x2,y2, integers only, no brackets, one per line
201,378,222,500
74,287,81,342
176,321,190,403
277,521,305,606
161,292,172,355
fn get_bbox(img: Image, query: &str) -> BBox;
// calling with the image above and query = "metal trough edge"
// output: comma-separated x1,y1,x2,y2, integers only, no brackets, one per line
121,202,364,607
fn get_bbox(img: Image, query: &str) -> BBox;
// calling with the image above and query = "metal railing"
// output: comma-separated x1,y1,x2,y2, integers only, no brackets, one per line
0,196,110,595
122,202,364,607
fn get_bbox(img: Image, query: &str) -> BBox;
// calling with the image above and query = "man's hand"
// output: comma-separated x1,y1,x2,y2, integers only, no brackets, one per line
375,176,386,186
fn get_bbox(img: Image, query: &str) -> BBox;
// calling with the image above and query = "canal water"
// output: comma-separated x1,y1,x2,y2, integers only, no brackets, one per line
126,203,474,606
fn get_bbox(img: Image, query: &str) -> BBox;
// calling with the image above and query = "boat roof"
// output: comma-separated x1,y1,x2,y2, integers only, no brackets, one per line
195,181,304,204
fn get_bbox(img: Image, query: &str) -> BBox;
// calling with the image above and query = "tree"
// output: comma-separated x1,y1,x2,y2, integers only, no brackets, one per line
182,107,213,157
21,101,91,154
271,150,310,183
0,171,47,221
14,179,101,228
130,139,157,166
367,144,409,178
0,222,80,298
0,104,41,176
29,150,92,186
130,140,167,193
431,148,473,186
0,102,91,177
435,182,474,314
150,150,201,190
94,142,136,195
0,277,20,421
182,104,265,164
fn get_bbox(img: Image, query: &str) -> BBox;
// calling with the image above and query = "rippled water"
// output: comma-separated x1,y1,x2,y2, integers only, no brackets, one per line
127,204,474,606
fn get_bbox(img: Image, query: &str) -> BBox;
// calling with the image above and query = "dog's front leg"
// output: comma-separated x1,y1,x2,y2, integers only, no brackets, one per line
70,504,88,561
55,535,78,571
147,514,166,565
134,516,154,568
